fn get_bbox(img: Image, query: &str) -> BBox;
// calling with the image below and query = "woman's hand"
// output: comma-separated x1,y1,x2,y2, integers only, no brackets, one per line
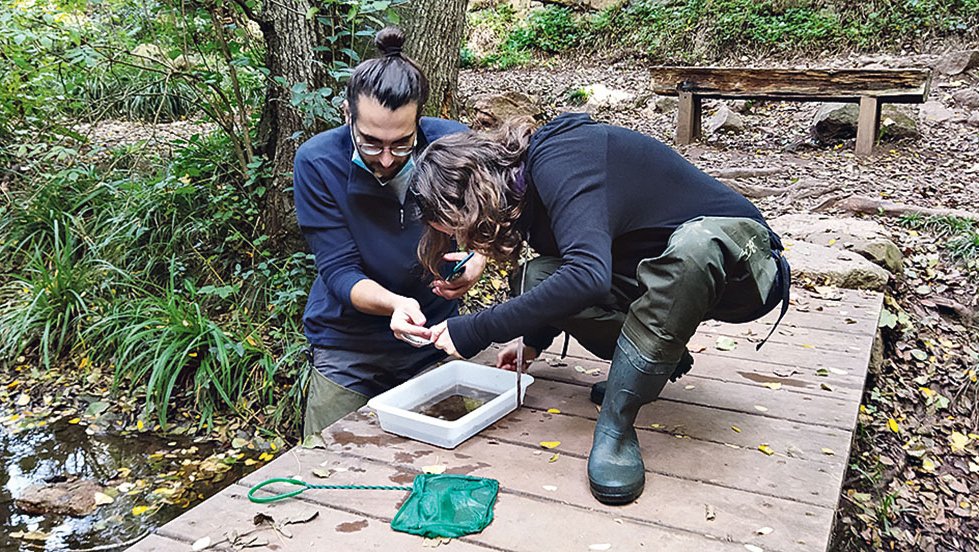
431,252,487,300
496,341,539,371
390,298,431,347
429,321,459,357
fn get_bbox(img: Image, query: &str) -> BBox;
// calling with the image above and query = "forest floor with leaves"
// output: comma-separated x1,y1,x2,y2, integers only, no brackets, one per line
456,51,979,551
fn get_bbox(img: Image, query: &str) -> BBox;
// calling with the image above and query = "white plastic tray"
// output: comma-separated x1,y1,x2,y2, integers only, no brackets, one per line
367,360,534,449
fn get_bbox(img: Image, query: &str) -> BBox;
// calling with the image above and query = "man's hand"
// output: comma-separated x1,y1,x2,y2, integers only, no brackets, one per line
431,252,487,300
429,321,459,357
496,340,539,371
390,298,431,347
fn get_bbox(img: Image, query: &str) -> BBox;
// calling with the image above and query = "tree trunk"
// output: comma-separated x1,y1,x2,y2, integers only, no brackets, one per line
398,0,469,118
254,0,326,250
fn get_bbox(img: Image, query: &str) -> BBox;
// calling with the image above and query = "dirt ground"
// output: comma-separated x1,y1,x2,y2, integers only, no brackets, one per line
457,52,979,551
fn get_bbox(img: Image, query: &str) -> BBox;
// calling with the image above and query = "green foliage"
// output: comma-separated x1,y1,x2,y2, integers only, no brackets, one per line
468,5,583,69
564,87,591,105
588,0,979,61
899,214,979,262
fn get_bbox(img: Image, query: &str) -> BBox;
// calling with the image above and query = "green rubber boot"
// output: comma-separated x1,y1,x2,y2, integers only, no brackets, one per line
589,348,692,406
587,335,673,505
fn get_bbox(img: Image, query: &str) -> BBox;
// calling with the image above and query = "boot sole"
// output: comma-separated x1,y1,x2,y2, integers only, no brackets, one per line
588,479,644,505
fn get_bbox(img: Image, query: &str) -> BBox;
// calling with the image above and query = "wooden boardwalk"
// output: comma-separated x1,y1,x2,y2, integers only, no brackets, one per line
130,287,881,552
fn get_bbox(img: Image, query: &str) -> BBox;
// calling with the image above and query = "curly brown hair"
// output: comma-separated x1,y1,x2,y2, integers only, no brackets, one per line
411,117,537,278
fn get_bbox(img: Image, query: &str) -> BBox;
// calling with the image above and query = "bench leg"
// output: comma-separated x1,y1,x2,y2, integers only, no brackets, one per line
855,96,881,156
676,91,702,145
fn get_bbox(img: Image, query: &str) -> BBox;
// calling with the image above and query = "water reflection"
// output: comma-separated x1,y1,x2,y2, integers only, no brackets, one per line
1,416,240,551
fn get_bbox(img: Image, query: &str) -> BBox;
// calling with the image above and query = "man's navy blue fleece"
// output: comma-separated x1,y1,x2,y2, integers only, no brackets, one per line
294,118,467,350
446,113,780,358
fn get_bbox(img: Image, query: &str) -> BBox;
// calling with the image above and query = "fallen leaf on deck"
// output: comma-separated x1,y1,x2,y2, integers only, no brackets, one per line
758,444,775,456
705,503,716,521
253,512,275,525
588,544,612,551
715,337,738,351
949,431,970,453
684,385,695,390
828,368,848,375
548,453,559,463
744,544,764,552
650,423,663,429
731,426,741,433
754,405,768,412
820,383,833,391
546,408,561,414
574,365,585,373
542,485,557,491
821,448,835,456
815,368,829,376
311,468,334,479
192,536,212,551
763,383,782,390
422,464,446,474
539,441,561,449
755,527,773,535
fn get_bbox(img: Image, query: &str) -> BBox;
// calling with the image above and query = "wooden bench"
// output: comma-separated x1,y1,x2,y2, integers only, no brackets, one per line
650,66,932,155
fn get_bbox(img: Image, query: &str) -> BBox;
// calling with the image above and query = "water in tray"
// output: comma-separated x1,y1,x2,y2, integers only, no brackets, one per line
412,385,500,421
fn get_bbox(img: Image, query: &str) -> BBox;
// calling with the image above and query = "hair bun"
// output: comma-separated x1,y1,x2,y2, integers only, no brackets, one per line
375,26,406,58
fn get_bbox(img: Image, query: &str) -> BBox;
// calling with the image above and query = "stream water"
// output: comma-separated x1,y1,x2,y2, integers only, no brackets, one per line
1,416,248,551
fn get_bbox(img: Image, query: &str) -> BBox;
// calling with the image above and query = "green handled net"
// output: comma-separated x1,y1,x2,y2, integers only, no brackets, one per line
247,473,498,539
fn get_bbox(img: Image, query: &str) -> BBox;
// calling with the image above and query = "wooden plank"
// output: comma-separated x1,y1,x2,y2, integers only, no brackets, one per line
126,534,183,551
504,378,853,465
650,66,931,102
676,90,702,144
313,416,836,550
149,478,490,551
527,364,858,429
243,444,755,552
855,95,882,156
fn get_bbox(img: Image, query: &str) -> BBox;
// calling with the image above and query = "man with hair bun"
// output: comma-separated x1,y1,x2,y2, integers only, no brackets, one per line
293,26,484,438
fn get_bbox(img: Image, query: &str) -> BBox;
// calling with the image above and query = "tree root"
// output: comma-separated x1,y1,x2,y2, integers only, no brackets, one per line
814,195,979,222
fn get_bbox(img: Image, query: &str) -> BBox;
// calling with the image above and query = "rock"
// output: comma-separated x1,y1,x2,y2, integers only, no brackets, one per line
780,240,891,291
933,50,979,75
952,89,979,109
811,103,858,143
15,479,104,517
729,100,752,114
470,91,542,129
583,83,635,111
771,214,903,275
879,105,919,140
920,101,954,123
967,112,979,128
651,95,677,113
706,104,744,135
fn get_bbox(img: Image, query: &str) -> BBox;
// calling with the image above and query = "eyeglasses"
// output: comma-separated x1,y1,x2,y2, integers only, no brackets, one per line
351,125,416,157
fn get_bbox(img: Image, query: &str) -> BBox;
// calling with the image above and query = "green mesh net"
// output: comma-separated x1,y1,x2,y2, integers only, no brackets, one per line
390,474,499,538
248,473,499,539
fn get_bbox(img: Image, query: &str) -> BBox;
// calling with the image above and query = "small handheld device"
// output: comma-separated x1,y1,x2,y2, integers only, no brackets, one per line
444,251,475,282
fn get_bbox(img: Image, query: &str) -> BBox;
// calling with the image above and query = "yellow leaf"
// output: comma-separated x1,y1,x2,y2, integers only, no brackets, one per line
548,453,559,463
763,382,782,390
821,448,835,456
922,458,937,473
950,432,970,453
731,426,742,433
827,238,836,246
131,505,150,516
888,418,900,433
137,420,144,431
258,452,274,462
67,418,80,425
246,336,258,347
546,408,561,414
539,441,561,449
758,444,775,456
244,459,258,466
79,356,91,370
187,352,197,357
179,174,192,185
649,423,663,429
